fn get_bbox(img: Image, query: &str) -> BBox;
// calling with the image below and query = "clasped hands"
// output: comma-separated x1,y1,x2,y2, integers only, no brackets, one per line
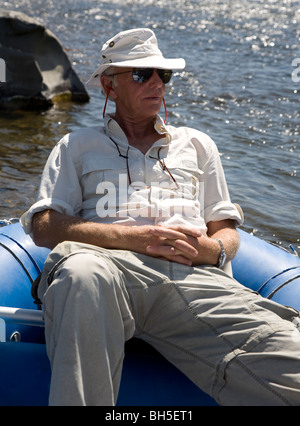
133,225,218,267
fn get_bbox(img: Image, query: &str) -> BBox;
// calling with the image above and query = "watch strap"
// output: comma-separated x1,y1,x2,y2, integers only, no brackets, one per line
215,238,226,268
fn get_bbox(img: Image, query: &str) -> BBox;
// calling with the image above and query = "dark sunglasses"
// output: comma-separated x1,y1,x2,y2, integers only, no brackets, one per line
106,68,173,84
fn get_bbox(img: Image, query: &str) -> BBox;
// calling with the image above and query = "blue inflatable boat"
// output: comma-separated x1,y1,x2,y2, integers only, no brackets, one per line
0,221,299,406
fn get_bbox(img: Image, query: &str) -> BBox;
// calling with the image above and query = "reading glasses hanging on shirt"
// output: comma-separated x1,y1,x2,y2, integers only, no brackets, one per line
109,139,179,190
149,148,180,190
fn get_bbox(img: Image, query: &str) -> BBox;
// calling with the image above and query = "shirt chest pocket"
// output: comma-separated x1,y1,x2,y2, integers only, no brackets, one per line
161,156,204,199
80,154,127,198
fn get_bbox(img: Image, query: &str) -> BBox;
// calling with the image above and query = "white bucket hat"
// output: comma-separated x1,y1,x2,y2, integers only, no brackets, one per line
86,28,186,87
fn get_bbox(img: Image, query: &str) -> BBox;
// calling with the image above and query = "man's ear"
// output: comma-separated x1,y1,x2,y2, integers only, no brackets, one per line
100,76,116,100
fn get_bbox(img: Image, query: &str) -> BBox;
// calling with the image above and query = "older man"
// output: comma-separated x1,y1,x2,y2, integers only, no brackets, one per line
21,28,300,406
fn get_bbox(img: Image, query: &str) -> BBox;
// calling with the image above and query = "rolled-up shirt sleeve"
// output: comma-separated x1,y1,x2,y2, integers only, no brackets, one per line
20,134,83,234
197,134,243,226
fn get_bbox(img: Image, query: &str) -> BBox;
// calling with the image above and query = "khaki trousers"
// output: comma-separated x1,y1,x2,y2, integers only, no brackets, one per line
38,241,300,406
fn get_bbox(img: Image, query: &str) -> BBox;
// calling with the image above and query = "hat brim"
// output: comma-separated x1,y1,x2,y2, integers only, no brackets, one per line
86,56,185,87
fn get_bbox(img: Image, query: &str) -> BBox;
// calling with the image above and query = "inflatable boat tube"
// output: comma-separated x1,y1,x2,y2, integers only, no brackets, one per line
0,223,49,343
232,229,300,310
0,221,299,406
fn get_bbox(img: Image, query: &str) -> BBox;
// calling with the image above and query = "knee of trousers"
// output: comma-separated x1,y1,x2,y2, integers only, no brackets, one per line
42,250,136,337
46,250,124,304
42,250,136,369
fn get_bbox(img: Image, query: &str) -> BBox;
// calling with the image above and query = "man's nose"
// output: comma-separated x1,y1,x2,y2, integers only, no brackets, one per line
149,69,164,86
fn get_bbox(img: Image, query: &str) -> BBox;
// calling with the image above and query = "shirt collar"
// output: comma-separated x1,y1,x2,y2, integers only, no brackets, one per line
104,115,171,146
153,115,171,142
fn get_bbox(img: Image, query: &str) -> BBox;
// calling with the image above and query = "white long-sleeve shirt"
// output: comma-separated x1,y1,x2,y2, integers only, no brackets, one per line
21,115,243,235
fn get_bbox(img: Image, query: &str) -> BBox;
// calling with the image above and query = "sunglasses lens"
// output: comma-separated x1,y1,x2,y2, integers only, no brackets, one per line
132,69,173,84
132,69,153,83
157,69,173,84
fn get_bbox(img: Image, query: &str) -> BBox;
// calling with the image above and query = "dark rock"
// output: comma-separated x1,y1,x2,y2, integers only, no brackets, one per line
0,10,89,111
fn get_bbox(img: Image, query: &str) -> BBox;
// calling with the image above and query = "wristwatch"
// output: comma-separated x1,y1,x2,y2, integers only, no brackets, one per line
215,239,227,268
